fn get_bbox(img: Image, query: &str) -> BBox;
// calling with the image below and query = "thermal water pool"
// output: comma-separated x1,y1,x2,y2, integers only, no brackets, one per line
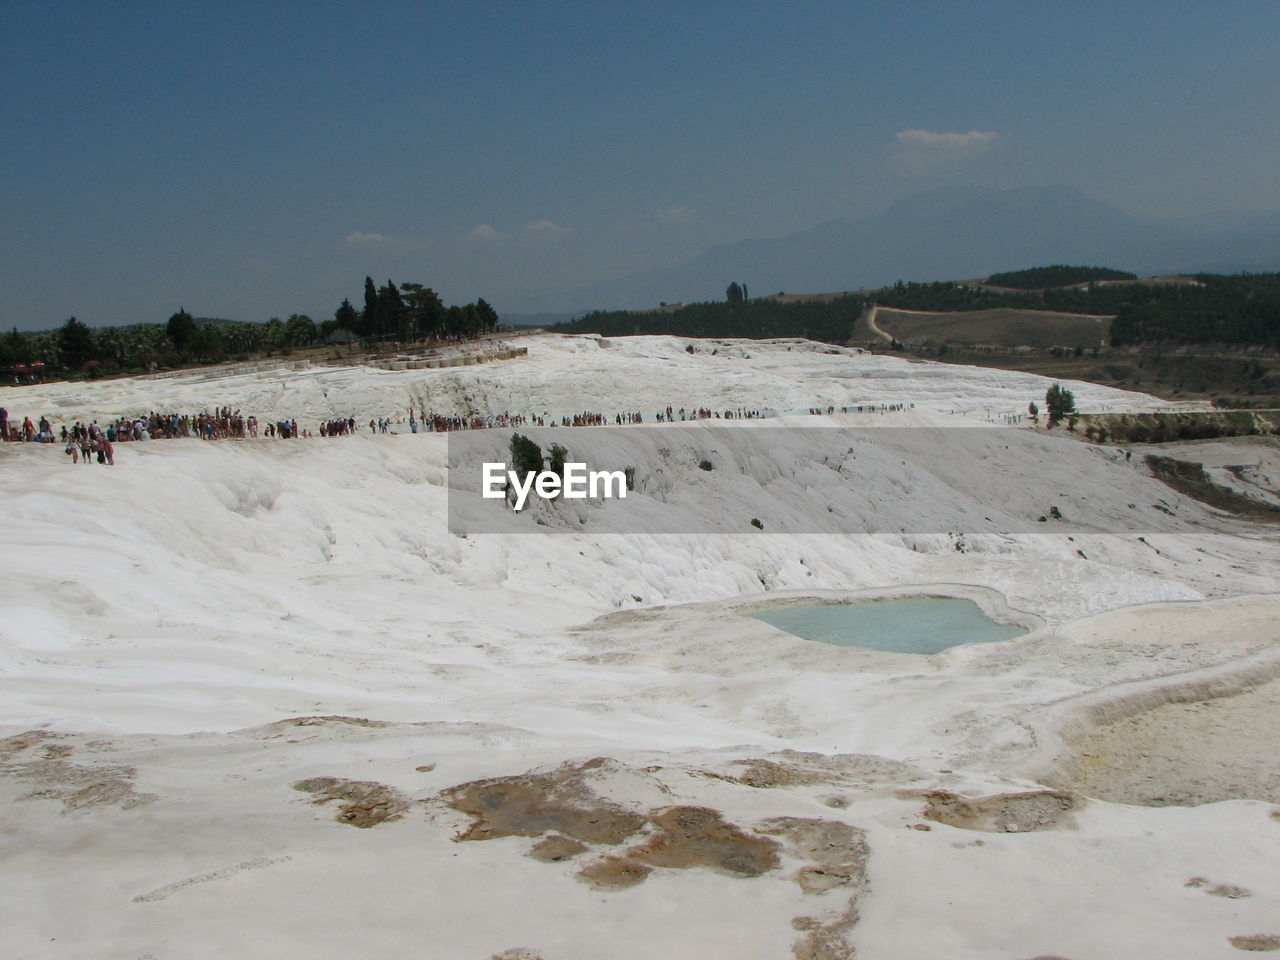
746,597,1025,655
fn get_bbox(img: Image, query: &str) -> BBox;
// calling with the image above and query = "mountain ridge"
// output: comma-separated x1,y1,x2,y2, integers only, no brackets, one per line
539,185,1280,313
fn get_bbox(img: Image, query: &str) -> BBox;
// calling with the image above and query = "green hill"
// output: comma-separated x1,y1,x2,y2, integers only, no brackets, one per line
871,307,1111,350
985,265,1137,289
555,270,1280,350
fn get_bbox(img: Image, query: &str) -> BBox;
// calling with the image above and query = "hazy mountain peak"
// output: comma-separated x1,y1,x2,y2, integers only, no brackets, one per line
876,185,991,223
541,185,1280,313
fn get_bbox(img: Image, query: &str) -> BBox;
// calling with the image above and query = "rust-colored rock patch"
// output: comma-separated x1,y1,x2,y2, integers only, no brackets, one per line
625,806,780,878
759,816,869,895
527,834,588,862
792,924,856,960
703,751,920,791
3,735,155,813
441,757,647,844
292,776,409,828
1229,934,1280,952
922,789,1078,832
578,856,654,890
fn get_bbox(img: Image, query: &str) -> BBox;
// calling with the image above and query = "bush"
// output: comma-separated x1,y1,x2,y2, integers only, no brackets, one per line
548,443,569,478
1045,383,1076,426
509,433,543,480
699,459,714,471
750,518,764,529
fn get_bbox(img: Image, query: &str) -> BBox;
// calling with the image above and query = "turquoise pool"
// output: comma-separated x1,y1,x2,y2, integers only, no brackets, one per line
747,597,1025,654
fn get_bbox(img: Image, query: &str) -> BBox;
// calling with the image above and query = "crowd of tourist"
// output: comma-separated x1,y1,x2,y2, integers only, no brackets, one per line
320,418,358,437
1,397,920,464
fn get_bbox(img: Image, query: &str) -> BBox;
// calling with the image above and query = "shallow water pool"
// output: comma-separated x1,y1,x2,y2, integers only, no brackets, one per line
746,597,1025,654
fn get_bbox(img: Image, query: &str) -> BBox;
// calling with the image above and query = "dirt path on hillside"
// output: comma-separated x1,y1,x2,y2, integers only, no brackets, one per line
861,305,894,343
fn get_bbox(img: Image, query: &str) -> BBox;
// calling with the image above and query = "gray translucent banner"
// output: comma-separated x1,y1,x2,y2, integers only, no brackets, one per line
445,425,1223,535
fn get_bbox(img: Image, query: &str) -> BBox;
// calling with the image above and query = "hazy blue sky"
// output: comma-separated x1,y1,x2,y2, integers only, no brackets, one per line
4,1,1278,328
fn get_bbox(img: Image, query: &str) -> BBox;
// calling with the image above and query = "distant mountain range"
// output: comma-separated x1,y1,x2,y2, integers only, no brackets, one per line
539,185,1280,313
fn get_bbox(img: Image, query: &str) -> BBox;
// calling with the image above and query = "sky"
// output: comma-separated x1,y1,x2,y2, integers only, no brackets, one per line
3,0,1279,329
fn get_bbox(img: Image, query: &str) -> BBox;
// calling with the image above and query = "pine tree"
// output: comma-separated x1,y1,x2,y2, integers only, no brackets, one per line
401,283,444,339
0,327,23,366
443,305,463,338
461,303,482,338
1045,383,1076,426
373,279,407,338
359,276,378,337
58,316,95,369
475,298,499,333
166,308,197,352
334,298,358,332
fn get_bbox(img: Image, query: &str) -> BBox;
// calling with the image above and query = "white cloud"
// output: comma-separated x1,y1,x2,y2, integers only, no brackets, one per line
887,129,1002,174
524,220,572,236
467,223,505,241
657,205,695,224
344,231,397,246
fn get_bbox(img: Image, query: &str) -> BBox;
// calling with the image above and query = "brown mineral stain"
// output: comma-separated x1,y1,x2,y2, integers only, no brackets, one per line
625,806,780,878
441,758,646,844
577,856,653,890
292,777,408,828
527,834,588,862
922,789,1078,832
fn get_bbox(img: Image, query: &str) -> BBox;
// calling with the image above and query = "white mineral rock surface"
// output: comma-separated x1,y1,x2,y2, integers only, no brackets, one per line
2,335,1277,959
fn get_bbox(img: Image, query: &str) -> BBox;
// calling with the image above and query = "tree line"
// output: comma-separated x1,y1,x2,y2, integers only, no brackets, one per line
349,277,498,342
551,293,864,343
871,273,1279,348
1,277,500,377
553,270,1279,349
984,265,1137,289
1108,273,1280,347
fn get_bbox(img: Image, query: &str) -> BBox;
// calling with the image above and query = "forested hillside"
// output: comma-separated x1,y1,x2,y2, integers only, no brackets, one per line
557,272,1280,348
985,265,1137,288
1109,274,1280,347
553,295,865,344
